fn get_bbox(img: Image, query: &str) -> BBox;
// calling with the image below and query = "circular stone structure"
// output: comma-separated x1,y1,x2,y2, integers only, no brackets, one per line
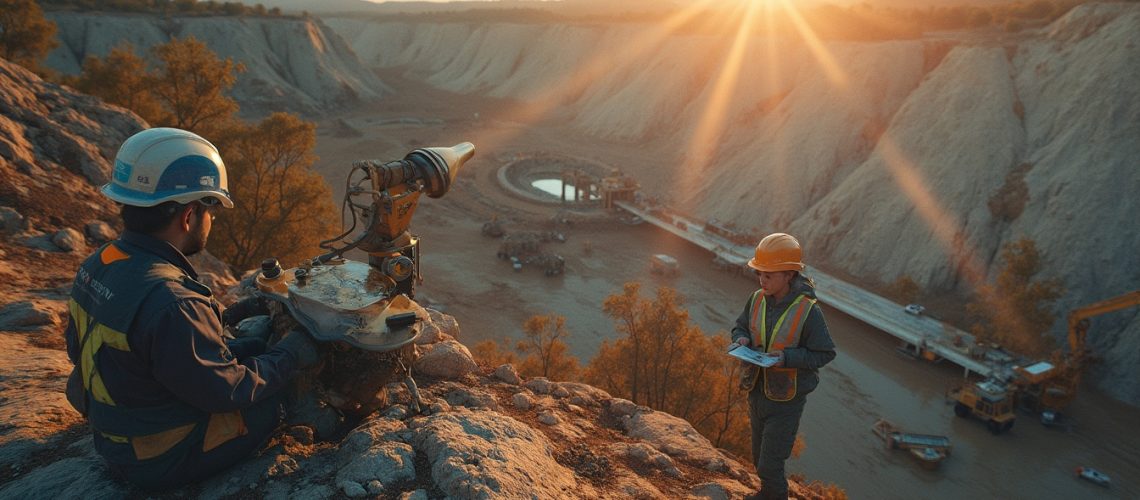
496,152,613,205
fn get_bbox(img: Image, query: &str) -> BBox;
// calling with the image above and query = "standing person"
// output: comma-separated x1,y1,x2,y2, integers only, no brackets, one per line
63,127,319,491
731,233,837,500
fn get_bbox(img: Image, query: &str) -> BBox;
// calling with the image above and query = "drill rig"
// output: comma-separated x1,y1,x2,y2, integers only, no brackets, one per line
249,143,474,426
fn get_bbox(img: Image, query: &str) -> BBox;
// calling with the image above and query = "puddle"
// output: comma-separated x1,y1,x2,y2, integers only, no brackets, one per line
532,178,597,200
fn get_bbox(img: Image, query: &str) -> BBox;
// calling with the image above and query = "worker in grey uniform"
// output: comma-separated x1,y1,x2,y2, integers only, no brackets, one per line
731,233,836,500
64,127,319,491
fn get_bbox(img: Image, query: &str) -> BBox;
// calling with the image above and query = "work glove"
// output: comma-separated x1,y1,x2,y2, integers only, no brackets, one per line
275,328,320,369
223,295,269,327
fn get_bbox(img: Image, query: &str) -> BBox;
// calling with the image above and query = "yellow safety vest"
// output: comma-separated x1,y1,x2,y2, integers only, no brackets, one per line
741,291,815,401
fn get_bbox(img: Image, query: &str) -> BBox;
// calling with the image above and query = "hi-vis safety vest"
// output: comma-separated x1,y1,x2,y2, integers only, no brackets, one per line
66,242,245,462
740,290,816,401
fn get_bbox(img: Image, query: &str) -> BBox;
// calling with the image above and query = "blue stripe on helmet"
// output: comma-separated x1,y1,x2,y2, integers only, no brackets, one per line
155,155,222,193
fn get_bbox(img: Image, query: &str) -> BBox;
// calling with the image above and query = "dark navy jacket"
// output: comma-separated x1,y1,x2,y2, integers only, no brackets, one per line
64,230,298,436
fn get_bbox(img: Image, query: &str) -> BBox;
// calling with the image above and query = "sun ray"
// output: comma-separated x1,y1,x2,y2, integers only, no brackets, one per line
776,0,849,89
468,0,721,155
877,134,984,285
673,1,761,213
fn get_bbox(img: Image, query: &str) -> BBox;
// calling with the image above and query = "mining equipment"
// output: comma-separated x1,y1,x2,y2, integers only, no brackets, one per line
497,233,541,260
950,378,1016,435
529,253,565,276
872,419,952,470
252,143,474,426
649,254,679,277
1013,290,1140,416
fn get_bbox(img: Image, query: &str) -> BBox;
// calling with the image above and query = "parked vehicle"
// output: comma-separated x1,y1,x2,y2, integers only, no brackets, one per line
1075,466,1111,487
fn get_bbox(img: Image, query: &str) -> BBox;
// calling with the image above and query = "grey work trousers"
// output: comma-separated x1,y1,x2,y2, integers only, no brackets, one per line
748,390,807,500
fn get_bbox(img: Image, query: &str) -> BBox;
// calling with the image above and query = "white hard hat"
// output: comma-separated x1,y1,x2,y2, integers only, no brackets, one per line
101,127,234,208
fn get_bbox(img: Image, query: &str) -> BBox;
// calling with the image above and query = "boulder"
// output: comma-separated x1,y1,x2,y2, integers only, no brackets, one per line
0,301,58,330
523,377,554,395
52,228,86,253
84,220,117,243
412,410,596,499
417,308,460,344
414,340,477,379
622,410,752,482
537,410,560,425
0,206,25,234
336,441,416,487
610,442,682,478
492,363,521,385
441,385,498,410
691,480,756,500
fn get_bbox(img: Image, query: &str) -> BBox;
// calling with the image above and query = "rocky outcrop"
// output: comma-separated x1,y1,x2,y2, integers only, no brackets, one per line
0,308,796,499
44,12,389,116
326,5,1140,404
0,58,143,323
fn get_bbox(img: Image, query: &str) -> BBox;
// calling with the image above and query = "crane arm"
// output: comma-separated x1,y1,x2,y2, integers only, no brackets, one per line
1067,290,1140,352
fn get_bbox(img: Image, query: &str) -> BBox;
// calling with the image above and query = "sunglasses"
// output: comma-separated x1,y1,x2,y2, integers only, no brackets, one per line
197,197,221,220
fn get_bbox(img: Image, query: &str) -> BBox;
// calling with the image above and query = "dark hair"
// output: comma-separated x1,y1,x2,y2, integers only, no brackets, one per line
120,201,186,235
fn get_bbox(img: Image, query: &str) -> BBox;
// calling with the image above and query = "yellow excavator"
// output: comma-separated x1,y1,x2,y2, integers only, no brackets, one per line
1014,290,1140,416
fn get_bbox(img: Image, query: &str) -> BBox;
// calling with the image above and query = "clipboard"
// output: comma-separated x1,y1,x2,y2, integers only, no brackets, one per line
727,344,780,367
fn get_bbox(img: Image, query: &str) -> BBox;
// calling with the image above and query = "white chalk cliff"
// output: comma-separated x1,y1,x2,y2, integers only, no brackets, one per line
45,12,388,115
325,4,1140,404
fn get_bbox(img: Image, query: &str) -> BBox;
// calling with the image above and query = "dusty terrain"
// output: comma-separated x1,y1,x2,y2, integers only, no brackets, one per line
309,66,1140,499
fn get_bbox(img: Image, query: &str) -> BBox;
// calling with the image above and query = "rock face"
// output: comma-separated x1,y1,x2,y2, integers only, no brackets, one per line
45,12,389,116
0,58,142,328
325,5,1140,404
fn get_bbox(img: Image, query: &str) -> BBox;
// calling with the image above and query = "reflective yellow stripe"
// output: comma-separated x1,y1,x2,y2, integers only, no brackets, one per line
756,295,805,352
93,324,130,351
100,432,129,444
68,299,131,406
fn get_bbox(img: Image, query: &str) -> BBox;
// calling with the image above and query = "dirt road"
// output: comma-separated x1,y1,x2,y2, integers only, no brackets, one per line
310,74,1138,499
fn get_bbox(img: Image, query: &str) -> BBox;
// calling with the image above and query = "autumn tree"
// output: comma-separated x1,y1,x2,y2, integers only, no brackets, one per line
585,283,751,456
515,314,580,380
967,238,1062,356
886,275,921,304
0,0,58,71
75,44,167,124
74,36,242,138
148,36,243,138
207,113,338,272
470,338,517,367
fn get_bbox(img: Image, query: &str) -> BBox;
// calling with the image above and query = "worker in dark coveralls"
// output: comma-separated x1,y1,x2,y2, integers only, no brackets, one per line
63,127,319,490
731,233,837,500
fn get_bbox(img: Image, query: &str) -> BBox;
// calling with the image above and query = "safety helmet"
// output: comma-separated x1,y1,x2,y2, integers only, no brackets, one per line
747,233,805,272
101,128,233,208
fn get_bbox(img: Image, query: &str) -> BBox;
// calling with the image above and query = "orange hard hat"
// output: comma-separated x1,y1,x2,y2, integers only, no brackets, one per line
747,233,805,272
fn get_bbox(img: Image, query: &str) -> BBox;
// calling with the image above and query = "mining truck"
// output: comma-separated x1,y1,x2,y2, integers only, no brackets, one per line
951,378,1016,435
528,253,565,276
497,233,540,259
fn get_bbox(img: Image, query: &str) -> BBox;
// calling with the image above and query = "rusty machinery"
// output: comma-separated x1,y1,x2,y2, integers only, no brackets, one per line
250,144,474,429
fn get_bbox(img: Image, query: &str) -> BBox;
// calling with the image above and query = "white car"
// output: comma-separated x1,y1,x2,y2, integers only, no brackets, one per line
904,304,926,315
